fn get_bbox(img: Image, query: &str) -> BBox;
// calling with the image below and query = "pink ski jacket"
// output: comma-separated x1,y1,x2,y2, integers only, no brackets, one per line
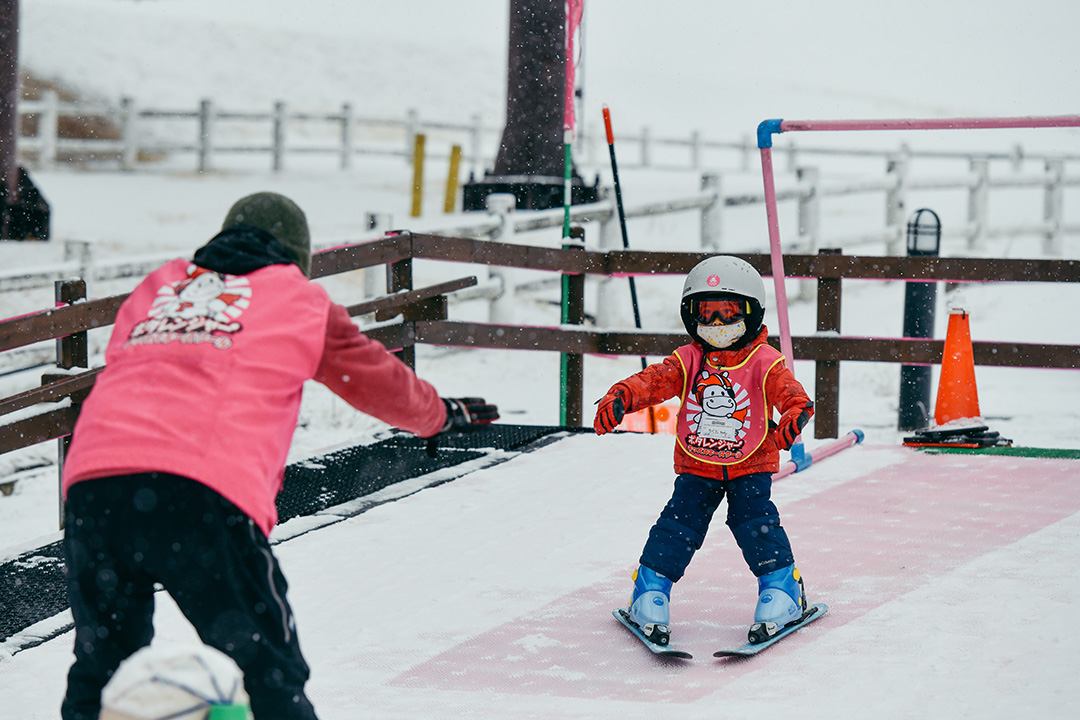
62,259,446,536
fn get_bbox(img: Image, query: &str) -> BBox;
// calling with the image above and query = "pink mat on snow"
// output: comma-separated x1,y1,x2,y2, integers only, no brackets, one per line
391,448,1080,702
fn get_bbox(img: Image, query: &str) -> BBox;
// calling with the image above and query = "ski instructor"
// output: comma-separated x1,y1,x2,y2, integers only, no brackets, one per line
59,192,498,720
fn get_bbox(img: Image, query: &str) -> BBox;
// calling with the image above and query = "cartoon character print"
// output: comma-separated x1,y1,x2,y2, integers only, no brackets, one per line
684,369,751,459
126,265,252,350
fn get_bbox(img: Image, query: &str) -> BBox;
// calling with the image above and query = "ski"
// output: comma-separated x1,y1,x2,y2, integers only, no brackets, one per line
612,609,693,659
713,603,828,657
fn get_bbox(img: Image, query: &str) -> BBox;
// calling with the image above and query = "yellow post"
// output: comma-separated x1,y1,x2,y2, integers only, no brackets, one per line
410,133,426,218
444,144,462,214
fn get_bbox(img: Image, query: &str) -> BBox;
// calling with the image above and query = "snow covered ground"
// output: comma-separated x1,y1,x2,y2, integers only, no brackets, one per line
6,437,1080,719
2,1,1080,717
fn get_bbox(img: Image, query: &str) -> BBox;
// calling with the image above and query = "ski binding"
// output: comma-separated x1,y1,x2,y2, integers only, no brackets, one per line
714,603,828,657
613,608,692,659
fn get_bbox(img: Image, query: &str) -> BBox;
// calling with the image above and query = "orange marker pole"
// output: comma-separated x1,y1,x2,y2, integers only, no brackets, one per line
603,105,656,433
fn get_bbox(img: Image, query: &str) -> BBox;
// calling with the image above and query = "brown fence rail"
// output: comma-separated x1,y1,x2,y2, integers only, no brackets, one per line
2,233,1078,460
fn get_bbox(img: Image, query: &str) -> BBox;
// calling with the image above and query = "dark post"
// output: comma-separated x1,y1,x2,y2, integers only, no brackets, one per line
0,0,49,240
814,248,843,439
0,0,19,200
461,0,596,211
55,279,89,369
560,225,585,425
52,278,89,528
494,0,563,180
386,257,415,370
898,209,941,431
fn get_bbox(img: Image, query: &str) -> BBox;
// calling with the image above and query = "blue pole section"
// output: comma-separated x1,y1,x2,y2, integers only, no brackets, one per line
757,119,784,148
789,442,811,471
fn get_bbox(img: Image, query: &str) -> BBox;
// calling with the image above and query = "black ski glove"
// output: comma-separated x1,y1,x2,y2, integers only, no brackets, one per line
426,397,500,457
442,397,500,429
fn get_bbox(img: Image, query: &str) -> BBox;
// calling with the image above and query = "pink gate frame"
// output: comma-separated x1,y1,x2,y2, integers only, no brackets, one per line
756,113,1080,456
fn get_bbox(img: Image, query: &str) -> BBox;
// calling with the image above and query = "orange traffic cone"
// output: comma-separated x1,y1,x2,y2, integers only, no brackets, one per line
934,307,981,426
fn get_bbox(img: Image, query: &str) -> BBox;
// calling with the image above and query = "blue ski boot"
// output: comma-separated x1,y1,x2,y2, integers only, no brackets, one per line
627,565,673,645
748,564,806,644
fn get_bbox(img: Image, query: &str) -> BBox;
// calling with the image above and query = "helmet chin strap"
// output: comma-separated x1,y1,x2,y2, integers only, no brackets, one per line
698,320,746,349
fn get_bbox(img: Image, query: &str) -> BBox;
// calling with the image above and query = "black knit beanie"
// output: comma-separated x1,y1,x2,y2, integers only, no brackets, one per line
221,192,311,277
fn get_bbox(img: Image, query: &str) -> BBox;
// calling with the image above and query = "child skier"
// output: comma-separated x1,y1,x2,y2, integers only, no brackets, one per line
594,255,814,646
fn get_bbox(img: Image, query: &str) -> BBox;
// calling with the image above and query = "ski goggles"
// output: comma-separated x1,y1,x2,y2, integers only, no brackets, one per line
693,298,749,325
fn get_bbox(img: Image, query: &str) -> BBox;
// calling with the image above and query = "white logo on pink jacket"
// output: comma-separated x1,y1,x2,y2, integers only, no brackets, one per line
127,265,252,350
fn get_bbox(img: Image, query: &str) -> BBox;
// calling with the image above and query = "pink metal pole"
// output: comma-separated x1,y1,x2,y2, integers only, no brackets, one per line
760,144,808,460
759,146,796,366
780,115,1080,134
774,430,864,480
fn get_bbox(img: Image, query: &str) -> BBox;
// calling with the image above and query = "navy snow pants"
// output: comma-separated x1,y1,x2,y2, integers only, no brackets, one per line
61,473,318,720
639,472,795,582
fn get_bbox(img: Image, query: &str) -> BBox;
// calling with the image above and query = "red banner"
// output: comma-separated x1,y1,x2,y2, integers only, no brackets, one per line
564,0,583,131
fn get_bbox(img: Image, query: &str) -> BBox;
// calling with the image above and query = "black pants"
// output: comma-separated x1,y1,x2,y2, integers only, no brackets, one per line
62,473,318,720
639,472,795,582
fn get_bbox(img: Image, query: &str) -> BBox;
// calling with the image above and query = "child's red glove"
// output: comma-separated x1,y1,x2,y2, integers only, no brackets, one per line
594,386,629,435
775,400,814,450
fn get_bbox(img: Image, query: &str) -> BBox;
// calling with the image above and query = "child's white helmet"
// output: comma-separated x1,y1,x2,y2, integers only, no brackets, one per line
680,256,766,350
681,256,766,304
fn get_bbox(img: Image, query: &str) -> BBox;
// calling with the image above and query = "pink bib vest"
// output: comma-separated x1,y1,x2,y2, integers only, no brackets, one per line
674,343,784,466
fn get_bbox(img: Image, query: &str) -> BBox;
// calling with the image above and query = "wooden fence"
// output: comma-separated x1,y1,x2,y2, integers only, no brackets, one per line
2,233,1079,467
14,94,1080,285
17,92,491,174
17,92,1080,177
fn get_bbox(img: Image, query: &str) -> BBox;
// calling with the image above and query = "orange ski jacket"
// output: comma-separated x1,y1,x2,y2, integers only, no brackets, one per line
608,327,812,481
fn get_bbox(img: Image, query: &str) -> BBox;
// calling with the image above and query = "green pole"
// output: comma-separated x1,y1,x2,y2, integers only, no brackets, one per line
560,129,574,425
